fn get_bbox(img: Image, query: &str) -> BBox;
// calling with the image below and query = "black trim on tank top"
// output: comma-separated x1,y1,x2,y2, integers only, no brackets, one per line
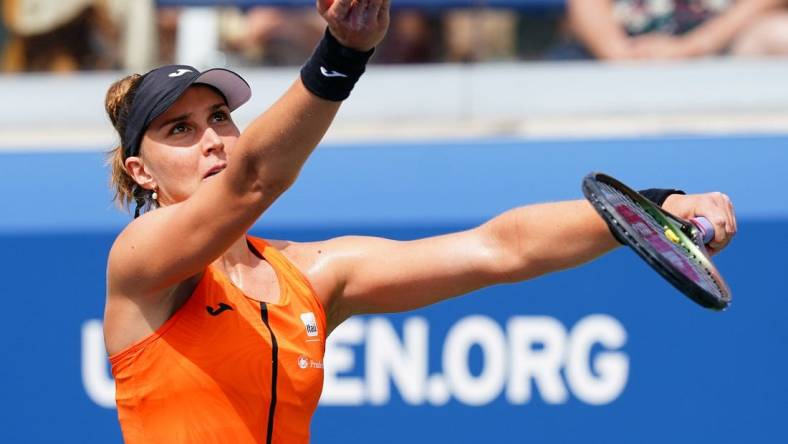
247,238,264,260
260,302,279,444
247,239,278,443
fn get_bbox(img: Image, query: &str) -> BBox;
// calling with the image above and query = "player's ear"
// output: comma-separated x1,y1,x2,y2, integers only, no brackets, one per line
125,156,157,192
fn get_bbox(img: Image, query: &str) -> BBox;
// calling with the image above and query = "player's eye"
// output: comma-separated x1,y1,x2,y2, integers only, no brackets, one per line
211,111,229,123
170,122,189,135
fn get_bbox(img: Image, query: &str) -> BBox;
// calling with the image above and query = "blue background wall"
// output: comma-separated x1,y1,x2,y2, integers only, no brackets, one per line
1,135,786,443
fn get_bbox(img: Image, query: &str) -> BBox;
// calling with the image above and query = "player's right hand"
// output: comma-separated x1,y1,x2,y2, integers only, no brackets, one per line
317,0,390,52
663,192,737,254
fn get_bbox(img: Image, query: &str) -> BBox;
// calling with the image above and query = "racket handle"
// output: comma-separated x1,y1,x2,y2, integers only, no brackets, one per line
691,217,715,245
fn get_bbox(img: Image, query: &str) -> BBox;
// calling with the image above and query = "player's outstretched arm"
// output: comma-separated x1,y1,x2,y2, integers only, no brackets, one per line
304,193,735,331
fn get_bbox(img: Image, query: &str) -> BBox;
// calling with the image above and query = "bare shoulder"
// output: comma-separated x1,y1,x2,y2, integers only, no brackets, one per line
106,216,148,294
265,236,364,308
265,238,334,275
105,217,194,355
105,209,188,331
106,204,180,291
267,235,371,271
269,236,380,331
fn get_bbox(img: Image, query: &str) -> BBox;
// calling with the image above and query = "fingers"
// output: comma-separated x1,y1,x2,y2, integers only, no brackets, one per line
316,0,330,16
368,0,383,22
324,0,352,22
701,192,736,253
320,0,387,51
326,0,390,29
663,191,737,255
346,0,361,30
713,192,736,238
724,193,737,233
708,213,728,247
378,0,390,22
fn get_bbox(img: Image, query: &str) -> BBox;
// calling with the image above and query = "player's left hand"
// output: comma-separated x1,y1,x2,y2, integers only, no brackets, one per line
317,0,390,52
663,192,737,254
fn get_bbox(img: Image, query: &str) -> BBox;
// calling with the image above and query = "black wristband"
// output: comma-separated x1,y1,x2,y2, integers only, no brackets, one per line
300,28,374,101
638,188,685,207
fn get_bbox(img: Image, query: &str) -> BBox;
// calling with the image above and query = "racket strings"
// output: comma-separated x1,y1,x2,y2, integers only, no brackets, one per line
599,183,724,297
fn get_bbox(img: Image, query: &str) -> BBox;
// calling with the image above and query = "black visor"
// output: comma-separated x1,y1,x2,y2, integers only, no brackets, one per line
122,65,251,158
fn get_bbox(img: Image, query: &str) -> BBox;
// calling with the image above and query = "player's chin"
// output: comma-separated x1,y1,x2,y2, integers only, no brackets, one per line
201,170,224,182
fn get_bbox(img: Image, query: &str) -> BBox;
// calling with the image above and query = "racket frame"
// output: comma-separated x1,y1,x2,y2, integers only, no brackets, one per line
582,172,731,310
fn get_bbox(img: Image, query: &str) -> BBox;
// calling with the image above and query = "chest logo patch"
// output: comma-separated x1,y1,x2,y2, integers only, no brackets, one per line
300,312,318,337
298,354,323,370
206,302,233,316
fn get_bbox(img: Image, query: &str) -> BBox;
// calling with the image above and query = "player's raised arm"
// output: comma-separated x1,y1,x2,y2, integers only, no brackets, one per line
236,0,390,193
106,0,390,297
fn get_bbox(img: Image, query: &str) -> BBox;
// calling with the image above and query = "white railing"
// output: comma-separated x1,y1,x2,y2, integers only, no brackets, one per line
2,57,788,150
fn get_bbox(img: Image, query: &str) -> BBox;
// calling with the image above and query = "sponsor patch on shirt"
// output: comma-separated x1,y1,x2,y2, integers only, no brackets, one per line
297,354,323,370
300,312,318,337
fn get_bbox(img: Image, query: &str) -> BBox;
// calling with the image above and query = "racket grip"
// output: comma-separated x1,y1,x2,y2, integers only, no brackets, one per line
691,217,715,245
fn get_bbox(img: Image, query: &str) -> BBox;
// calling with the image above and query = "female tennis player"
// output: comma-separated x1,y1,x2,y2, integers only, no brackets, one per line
103,0,737,442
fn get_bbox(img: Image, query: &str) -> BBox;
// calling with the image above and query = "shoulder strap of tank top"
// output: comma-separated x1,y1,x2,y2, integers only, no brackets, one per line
246,236,316,295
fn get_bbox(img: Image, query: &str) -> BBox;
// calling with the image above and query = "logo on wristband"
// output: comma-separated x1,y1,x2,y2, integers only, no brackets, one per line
320,66,348,78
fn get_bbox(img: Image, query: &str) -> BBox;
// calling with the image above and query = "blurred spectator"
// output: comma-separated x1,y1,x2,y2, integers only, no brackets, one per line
102,0,160,71
516,13,565,60
2,0,181,73
154,6,179,66
0,3,7,57
2,0,111,72
3,0,127,72
220,7,323,66
375,10,441,64
564,0,788,60
444,9,518,62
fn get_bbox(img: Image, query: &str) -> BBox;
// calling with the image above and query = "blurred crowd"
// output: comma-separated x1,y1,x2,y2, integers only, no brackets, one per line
2,0,788,73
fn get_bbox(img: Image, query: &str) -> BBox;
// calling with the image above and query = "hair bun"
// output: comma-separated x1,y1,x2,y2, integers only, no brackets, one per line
105,74,142,132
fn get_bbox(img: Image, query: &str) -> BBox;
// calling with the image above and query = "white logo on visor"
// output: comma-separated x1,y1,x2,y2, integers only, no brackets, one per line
169,68,193,78
301,312,319,337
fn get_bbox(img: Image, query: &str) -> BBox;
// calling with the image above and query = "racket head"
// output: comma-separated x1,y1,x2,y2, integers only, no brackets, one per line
582,172,732,310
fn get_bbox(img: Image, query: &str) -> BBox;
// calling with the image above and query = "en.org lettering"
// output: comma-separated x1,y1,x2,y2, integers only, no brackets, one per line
82,314,628,408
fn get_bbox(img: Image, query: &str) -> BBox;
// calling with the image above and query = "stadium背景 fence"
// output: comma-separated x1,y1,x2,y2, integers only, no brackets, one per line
156,0,565,10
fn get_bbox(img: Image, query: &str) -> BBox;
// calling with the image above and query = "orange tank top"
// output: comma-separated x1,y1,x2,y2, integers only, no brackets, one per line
109,237,327,444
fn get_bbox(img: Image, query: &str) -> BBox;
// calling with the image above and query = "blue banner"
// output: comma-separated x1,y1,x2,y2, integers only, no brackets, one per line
1,135,786,443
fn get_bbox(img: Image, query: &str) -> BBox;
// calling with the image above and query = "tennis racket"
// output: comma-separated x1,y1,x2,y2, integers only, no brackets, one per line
582,172,731,310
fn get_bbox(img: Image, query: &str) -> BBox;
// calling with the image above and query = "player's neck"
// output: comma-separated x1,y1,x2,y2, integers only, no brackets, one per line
215,234,258,275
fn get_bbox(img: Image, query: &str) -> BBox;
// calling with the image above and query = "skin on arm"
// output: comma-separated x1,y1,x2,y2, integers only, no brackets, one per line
568,0,788,59
670,0,788,58
299,194,736,333
567,0,636,59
